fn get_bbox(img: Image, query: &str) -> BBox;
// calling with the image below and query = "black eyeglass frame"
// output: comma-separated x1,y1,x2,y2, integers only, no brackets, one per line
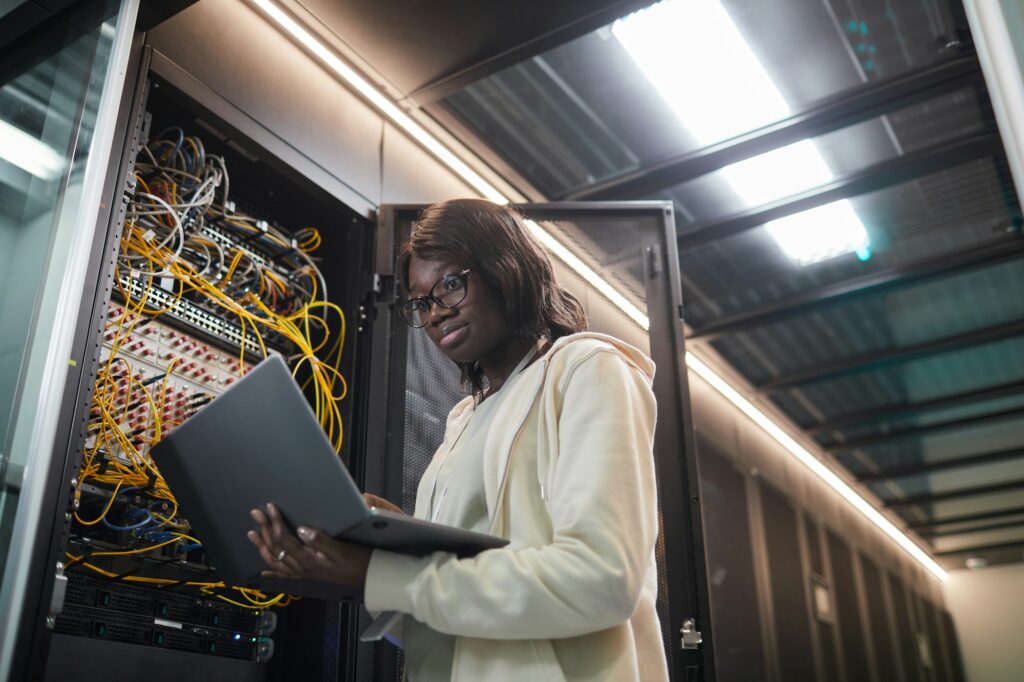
400,268,471,328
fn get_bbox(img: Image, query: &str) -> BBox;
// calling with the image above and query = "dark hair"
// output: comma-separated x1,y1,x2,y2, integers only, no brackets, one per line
399,198,587,395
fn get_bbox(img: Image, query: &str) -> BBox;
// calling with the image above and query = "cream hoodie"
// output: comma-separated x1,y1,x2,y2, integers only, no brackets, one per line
365,333,669,681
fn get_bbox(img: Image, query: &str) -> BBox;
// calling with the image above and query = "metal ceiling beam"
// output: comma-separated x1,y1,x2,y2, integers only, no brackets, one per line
756,318,1024,392
825,405,1024,452
809,378,1024,435
686,239,1024,341
885,478,1024,509
408,0,660,104
561,55,982,200
676,132,1001,248
935,539,1024,556
920,518,1024,538
856,446,1024,483
908,505,1024,530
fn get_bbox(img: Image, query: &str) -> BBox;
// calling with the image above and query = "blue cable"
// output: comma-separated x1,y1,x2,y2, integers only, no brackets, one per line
154,127,184,156
102,510,153,532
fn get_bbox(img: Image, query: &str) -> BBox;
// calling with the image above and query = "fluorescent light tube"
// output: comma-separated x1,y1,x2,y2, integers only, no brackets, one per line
614,0,870,265
766,199,869,265
0,119,64,180
612,0,787,143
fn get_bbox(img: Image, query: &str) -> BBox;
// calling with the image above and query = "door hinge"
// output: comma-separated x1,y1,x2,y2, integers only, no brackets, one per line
645,244,663,279
681,617,702,650
46,562,67,629
368,272,396,303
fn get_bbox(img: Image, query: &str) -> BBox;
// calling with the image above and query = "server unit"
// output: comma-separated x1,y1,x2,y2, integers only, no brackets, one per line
9,29,711,682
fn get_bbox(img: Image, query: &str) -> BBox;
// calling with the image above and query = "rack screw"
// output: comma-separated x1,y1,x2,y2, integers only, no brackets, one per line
70,477,78,488
45,616,55,629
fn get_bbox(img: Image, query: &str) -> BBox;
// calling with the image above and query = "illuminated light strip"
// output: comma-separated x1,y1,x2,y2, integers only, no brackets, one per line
524,219,649,330
249,0,504,203
686,351,947,580
251,0,943,579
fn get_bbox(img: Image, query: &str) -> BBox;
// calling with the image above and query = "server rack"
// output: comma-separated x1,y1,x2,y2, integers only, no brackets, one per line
9,26,713,682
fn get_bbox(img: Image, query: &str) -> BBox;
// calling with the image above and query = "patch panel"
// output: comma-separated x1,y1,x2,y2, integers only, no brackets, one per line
116,274,281,358
92,302,262,463
200,223,278,270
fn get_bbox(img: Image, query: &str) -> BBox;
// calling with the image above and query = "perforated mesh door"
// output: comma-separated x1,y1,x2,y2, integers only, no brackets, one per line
384,204,702,680
400,328,463,512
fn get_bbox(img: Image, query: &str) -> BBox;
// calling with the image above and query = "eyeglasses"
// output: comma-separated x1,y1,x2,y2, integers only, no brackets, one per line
400,268,471,328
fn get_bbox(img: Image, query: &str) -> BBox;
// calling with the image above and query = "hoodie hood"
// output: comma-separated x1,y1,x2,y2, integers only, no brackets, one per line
546,331,656,383
444,331,655,427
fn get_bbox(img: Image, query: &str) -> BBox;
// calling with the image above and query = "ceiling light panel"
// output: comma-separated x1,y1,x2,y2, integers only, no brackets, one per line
614,0,871,265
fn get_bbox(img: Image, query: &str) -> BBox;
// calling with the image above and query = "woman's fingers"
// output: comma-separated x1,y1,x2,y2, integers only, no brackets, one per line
266,503,290,541
296,526,339,557
297,527,371,573
247,529,293,572
247,504,369,588
249,505,309,575
362,493,403,514
260,569,291,578
250,508,274,549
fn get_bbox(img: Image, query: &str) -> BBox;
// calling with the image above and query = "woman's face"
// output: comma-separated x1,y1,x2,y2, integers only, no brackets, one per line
406,255,511,365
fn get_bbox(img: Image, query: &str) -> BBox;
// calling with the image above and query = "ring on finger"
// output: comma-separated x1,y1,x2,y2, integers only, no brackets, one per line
276,549,287,562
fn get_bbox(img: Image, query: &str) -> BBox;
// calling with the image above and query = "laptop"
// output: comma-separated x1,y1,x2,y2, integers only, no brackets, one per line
151,354,507,601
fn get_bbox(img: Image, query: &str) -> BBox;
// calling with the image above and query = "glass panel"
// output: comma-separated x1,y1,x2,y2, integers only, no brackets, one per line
0,0,125,626
442,0,963,198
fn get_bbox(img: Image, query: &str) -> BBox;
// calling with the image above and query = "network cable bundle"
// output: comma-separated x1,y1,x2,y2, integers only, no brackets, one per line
54,127,348,663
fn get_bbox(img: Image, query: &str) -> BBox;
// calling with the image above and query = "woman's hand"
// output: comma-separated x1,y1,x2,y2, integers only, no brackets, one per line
247,503,371,590
362,493,404,514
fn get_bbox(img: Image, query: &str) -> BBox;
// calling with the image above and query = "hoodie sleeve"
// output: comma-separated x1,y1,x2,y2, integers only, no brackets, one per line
363,348,659,640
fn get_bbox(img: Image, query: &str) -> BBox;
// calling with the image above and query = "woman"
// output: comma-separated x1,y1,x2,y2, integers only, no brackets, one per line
249,199,668,681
